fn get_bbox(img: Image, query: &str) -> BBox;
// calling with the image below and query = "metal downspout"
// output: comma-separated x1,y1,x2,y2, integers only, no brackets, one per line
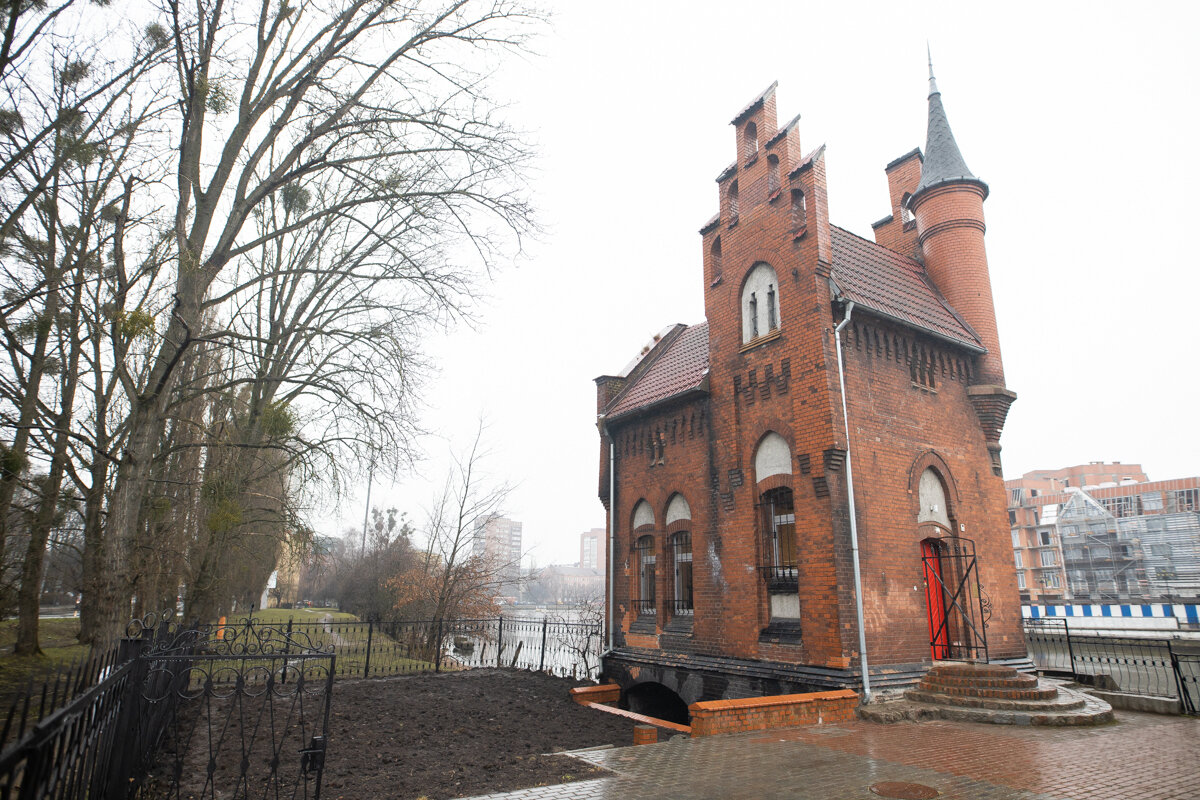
834,300,872,703
602,420,616,654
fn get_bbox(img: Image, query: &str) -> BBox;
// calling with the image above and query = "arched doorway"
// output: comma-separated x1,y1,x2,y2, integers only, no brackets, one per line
916,466,988,661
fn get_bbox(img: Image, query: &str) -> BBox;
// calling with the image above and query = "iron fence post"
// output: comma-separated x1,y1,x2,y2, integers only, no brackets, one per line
434,619,444,673
282,618,293,685
1168,640,1187,707
1063,618,1077,681
105,636,152,799
364,618,374,679
496,616,504,668
539,618,548,673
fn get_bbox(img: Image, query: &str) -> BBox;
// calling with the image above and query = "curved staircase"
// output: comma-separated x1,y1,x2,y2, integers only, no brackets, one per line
861,662,1114,726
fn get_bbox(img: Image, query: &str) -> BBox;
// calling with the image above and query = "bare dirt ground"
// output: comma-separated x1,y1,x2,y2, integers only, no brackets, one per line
320,669,632,799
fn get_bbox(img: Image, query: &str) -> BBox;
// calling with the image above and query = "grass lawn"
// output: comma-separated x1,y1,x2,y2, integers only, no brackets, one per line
224,607,358,626
0,617,90,699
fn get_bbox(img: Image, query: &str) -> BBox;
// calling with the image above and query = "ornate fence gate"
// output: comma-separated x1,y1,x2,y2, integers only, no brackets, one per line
128,614,336,800
0,611,336,800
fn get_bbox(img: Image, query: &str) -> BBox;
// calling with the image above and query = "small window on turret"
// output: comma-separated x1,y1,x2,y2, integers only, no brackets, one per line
744,122,758,163
790,189,806,236
767,155,781,197
728,181,739,226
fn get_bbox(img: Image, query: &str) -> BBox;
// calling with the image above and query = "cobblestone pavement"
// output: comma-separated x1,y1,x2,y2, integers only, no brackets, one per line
463,710,1200,799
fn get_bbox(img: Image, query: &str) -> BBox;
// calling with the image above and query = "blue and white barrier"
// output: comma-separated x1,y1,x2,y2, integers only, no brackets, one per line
1023,602,1200,631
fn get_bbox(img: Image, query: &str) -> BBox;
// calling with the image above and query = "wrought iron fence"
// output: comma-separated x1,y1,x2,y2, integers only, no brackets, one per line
1170,653,1200,714
1022,617,1199,710
280,614,602,680
0,610,602,800
0,646,132,798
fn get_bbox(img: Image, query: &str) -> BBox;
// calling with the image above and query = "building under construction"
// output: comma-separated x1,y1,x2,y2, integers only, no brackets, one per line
1007,466,1200,604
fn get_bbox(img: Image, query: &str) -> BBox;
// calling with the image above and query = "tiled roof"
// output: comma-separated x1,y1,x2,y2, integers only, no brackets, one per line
607,323,710,418
913,76,987,200
830,226,983,350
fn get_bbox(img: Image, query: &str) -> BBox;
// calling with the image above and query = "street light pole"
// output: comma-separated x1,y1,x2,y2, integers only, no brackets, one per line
361,459,374,555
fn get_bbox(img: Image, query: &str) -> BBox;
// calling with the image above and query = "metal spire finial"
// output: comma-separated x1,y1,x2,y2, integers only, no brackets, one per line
927,42,939,96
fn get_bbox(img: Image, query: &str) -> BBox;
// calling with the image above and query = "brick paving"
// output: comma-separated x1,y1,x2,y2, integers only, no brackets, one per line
463,710,1200,800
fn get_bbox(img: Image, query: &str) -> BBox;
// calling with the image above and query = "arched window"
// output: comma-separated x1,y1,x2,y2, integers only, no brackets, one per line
743,121,758,163
790,188,807,234
741,262,781,344
901,192,915,227
767,154,780,196
710,236,723,285
665,493,693,615
728,180,739,224
754,432,800,624
636,535,656,615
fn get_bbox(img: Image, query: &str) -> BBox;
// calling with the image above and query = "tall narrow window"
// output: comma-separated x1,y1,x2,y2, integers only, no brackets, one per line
728,180,739,224
671,532,693,614
636,535,656,615
749,292,759,338
760,487,797,581
743,122,758,162
767,284,777,331
790,188,806,233
710,236,723,284
767,154,780,196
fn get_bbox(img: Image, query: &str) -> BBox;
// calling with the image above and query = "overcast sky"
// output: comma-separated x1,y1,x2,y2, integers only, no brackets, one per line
318,1,1200,568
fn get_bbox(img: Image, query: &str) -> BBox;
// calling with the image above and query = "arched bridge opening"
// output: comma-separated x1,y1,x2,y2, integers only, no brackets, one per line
624,681,690,725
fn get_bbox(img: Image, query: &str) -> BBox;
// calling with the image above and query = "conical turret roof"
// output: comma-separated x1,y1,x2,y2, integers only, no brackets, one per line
912,56,988,200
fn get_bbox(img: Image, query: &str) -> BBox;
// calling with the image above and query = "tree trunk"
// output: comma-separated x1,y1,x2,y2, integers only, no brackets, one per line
16,258,86,655
78,458,108,647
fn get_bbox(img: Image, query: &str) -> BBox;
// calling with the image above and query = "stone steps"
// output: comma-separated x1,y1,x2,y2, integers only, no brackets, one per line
905,688,1085,712
861,685,1114,727
920,673,1039,690
865,662,1116,727
915,682,1058,701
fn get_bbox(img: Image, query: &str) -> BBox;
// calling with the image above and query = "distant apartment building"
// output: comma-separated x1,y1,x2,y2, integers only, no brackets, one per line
579,528,605,573
1007,464,1200,604
472,516,523,590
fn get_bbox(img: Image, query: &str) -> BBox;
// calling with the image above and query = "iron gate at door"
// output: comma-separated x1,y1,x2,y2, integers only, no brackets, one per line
922,536,990,661
126,613,336,800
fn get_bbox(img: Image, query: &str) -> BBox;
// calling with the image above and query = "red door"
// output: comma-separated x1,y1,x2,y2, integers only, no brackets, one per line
922,539,949,660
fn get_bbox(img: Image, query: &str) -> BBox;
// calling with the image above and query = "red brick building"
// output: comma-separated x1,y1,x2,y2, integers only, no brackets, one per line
595,73,1028,714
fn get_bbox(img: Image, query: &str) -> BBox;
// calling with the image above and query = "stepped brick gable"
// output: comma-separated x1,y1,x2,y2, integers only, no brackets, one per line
595,73,1026,714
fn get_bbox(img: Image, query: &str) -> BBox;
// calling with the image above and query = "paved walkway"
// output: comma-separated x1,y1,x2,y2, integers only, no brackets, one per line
464,710,1199,799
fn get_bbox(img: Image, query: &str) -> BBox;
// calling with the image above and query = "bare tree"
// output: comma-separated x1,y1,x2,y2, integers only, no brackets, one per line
94,0,538,642
391,423,514,626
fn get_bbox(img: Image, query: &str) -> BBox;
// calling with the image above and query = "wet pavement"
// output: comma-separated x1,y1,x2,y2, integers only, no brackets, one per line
464,710,1199,799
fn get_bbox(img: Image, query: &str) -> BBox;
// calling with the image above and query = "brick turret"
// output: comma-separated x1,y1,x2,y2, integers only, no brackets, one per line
908,60,1015,474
